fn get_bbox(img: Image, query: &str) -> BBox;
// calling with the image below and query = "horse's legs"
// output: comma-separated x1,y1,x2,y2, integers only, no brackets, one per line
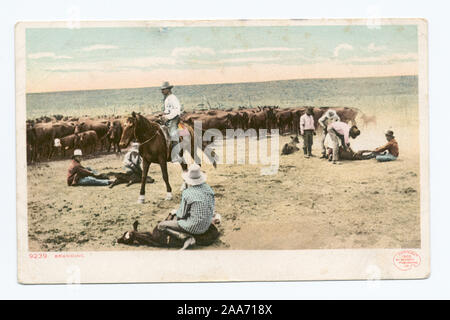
47,142,55,160
180,162,188,171
138,159,150,203
189,133,198,166
48,146,55,160
159,159,173,200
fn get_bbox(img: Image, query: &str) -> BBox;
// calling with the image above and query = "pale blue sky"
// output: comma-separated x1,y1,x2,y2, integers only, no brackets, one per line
26,24,418,92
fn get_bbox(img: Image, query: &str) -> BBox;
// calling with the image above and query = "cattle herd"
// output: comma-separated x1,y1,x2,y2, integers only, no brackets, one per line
26,106,360,164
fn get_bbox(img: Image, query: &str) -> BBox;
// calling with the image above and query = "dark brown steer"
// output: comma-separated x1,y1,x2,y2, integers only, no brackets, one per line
326,146,374,161
117,219,220,248
50,133,81,158
74,120,109,150
77,130,98,155
106,121,123,153
275,109,293,135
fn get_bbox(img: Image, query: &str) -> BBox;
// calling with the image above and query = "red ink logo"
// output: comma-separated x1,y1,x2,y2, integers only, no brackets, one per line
393,250,421,271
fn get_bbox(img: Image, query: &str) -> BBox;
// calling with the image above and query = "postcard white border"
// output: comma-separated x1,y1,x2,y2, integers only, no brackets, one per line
16,18,429,284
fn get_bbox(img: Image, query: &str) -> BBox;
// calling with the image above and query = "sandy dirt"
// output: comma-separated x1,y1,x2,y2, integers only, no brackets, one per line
26,125,421,252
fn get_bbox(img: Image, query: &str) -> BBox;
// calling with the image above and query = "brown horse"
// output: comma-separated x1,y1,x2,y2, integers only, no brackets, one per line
119,112,217,203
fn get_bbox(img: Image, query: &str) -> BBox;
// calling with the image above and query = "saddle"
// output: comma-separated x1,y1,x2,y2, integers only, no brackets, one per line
160,123,190,160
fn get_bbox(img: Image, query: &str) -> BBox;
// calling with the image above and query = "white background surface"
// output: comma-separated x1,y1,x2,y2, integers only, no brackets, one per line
1,0,448,299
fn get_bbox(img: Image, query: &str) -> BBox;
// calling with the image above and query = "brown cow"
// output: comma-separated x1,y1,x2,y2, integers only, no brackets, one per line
226,110,242,130
52,121,76,138
50,133,81,158
77,130,98,155
247,109,268,139
237,109,250,130
275,109,293,135
261,106,278,131
183,112,232,135
32,122,56,160
26,125,37,164
287,107,306,134
74,120,109,150
105,120,123,153
334,107,359,126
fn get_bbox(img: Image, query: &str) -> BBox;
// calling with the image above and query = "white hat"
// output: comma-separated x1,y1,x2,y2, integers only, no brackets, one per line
181,164,206,186
73,149,83,156
131,142,140,150
161,81,174,90
54,138,61,147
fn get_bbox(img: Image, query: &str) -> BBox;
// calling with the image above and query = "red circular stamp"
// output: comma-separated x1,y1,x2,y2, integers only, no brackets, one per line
393,250,421,271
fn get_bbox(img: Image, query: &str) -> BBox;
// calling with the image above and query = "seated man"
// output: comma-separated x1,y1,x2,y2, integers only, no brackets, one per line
67,149,112,186
123,142,142,178
157,163,215,250
372,130,399,162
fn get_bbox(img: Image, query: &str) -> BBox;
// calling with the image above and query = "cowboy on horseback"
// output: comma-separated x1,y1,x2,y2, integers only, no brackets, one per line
161,81,183,163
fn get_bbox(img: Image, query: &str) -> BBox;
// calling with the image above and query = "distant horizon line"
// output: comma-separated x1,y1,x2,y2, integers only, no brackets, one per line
26,74,418,95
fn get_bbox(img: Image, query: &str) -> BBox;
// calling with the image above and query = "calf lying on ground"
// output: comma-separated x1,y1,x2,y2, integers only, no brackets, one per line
117,216,220,249
281,136,300,155
105,171,155,188
327,146,375,161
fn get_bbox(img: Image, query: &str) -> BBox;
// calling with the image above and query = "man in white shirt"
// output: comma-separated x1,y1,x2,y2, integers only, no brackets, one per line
299,107,316,158
123,142,142,177
318,109,340,159
161,81,183,162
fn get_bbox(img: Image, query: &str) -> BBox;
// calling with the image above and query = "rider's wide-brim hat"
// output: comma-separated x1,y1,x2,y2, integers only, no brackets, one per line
161,81,174,90
181,164,207,186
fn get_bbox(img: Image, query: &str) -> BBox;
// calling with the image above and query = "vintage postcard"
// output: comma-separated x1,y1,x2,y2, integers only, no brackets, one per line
16,19,429,284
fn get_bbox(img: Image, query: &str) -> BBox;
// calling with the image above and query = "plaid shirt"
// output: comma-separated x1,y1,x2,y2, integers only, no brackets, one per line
176,183,215,234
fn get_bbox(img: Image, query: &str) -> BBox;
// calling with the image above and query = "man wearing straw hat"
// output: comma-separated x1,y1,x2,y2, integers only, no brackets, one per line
160,81,183,163
157,164,215,250
67,149,112,186
318,108,340,159
372,130,399,162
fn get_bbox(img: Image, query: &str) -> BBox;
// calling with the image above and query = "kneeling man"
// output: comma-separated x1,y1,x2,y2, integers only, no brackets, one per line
327,121,361,164
157,163,215,250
